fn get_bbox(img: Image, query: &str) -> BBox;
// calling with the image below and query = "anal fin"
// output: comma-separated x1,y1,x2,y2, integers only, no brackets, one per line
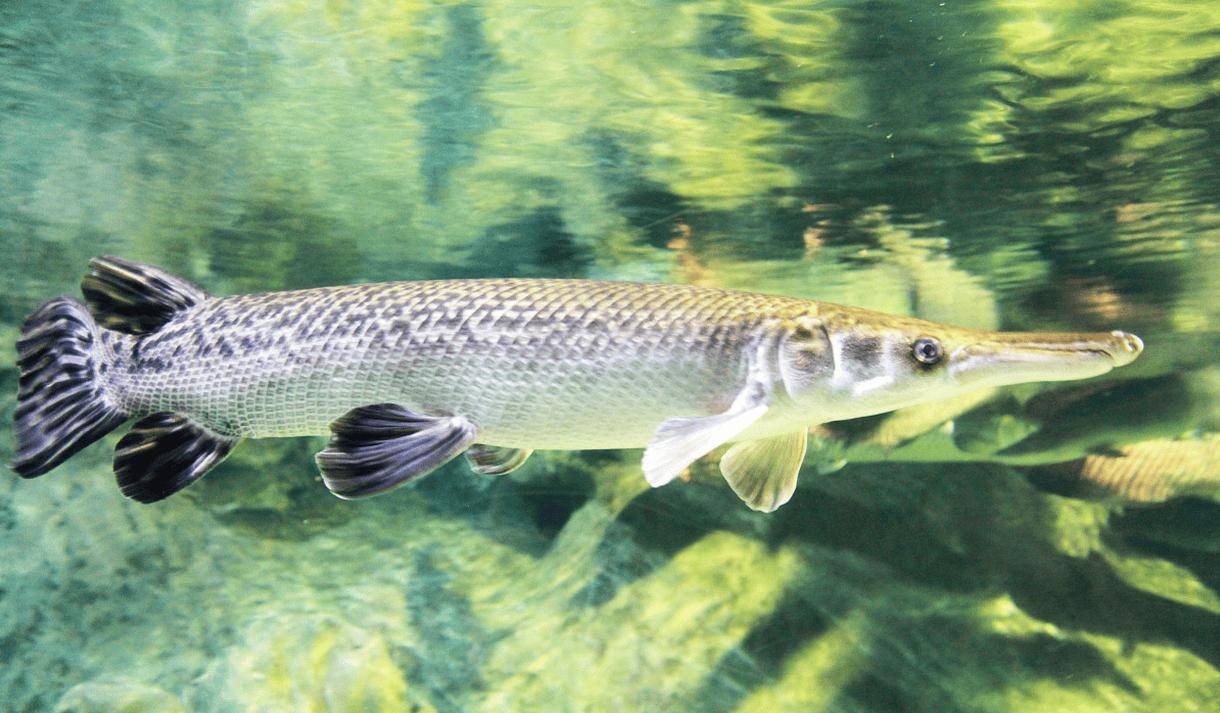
114,413,240,503
316,404,477,499
719,430,808,512
466,444,533,475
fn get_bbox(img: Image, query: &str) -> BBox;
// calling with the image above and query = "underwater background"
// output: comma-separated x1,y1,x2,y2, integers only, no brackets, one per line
1,0,1218,710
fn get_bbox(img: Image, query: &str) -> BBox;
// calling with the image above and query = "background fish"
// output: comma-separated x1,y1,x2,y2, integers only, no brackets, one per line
11,256,1143,511
1027,437,1220,503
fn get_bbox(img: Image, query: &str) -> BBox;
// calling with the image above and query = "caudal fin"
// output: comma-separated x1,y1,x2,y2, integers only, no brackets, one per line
11,297,129,477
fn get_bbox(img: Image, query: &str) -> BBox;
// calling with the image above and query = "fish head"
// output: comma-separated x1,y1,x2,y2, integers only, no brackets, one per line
776,307,1143,421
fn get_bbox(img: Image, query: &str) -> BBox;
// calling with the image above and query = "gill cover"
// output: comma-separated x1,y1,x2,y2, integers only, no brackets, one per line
777,321,835,397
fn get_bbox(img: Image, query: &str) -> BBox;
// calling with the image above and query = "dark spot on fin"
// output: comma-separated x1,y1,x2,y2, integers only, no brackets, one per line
11,297,129,477
315,404,477,499
81,255,208,334
114,413,240,503
465,444,533,476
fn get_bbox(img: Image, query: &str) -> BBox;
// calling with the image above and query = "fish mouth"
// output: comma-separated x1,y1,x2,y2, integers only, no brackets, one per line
951,330,1144,386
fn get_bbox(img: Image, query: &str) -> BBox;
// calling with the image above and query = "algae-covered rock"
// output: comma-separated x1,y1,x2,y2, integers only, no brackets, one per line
55,679,186,713
734,611,871,713
197,619,424,712
479,532,801,712
197,437,355,541
755,460,1220,713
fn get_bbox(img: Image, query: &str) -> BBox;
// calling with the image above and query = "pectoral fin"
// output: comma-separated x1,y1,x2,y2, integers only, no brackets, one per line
466,444,533,475
315,404,477,499
642,382,769,488
720,430,808,512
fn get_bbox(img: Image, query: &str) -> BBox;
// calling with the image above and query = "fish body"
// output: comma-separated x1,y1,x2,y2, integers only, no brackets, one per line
102,279,808,449
11,257,1144,511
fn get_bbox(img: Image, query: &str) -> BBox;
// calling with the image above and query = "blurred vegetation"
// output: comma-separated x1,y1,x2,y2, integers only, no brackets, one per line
1,0,1218,711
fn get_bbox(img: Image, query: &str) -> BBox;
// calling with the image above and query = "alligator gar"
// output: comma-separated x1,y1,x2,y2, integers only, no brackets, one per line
11,256,1144,511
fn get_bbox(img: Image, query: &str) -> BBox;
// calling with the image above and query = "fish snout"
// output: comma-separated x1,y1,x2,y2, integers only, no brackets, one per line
1106,330,1144,367
950,328,1145,388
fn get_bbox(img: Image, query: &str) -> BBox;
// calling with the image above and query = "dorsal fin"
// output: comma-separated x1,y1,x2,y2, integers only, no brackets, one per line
81,256,208,334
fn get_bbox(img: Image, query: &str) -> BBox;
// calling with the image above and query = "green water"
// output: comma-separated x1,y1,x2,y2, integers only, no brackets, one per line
2,1,1218,710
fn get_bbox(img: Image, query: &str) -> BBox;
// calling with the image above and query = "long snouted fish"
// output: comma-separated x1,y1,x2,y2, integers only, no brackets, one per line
11,256,1144,511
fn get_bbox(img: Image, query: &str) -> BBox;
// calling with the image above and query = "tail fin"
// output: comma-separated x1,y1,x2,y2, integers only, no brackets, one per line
11,297,129,477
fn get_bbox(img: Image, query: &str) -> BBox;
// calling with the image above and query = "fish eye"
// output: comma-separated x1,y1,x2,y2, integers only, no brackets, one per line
911,337,943,365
